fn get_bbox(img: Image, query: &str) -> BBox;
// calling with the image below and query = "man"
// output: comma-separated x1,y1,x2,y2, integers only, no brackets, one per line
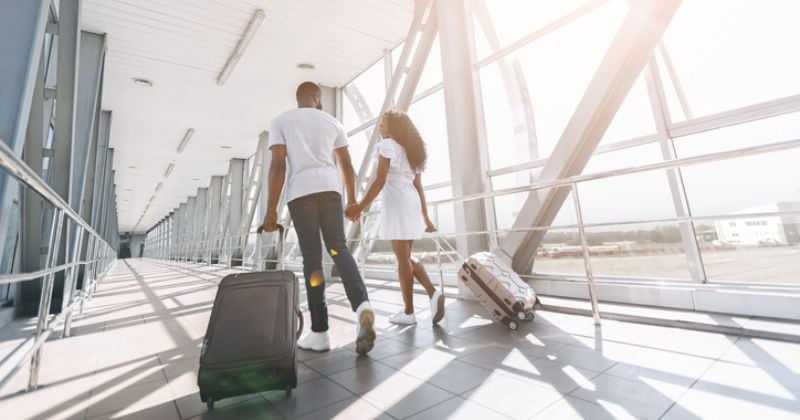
260,82,376,355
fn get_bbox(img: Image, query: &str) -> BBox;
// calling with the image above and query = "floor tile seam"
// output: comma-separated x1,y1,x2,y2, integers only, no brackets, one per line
329,357,462,402
453,347,546,372
254,392,290,420
267,377,357,418
523,394,581,420
490,367,589,396
655,356,730,420
395,395,468,420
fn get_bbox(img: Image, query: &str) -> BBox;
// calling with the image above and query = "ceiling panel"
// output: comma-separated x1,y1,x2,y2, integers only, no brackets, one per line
79,0,413,232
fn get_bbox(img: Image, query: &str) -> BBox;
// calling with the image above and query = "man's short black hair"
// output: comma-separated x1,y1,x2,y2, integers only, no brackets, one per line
296,81,321,100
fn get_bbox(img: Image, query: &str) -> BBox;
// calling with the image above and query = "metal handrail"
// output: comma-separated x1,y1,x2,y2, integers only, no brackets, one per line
426,137,800,208
0,138,116,392
0,140,111,247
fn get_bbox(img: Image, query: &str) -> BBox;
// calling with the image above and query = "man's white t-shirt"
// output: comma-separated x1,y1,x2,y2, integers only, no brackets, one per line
268,108,348,203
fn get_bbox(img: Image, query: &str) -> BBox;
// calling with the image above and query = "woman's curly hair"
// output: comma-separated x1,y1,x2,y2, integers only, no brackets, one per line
383,109,427,172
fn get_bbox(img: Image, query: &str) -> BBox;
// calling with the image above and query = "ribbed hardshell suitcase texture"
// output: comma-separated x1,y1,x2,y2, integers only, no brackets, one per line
459,251,540,330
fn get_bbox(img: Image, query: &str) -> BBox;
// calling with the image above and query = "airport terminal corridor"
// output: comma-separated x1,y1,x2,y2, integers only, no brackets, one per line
2,0,800,418
1,259,799,419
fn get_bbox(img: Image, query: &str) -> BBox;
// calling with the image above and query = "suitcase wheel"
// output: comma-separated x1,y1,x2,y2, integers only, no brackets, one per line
507,321,519,331
516,311,527,320
206,398,215,410
525,312,535,321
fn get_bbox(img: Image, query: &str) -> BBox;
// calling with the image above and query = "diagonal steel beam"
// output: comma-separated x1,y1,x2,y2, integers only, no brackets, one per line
497,0,683,274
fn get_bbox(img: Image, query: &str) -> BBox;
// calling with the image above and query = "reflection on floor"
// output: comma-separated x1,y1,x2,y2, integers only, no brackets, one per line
0,259,798,419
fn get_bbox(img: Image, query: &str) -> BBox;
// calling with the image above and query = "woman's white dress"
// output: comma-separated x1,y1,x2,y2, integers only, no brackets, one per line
375,138,423,240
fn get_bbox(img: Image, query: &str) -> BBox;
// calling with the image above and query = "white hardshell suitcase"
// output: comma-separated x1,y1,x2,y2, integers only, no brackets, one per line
431,237,541,331
459,251,541,330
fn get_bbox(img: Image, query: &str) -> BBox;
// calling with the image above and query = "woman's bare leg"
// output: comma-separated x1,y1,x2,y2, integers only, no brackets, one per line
409,241,436,298
391,240,415,314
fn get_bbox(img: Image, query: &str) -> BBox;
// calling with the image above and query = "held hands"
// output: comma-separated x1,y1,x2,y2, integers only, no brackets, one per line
345,203,362,222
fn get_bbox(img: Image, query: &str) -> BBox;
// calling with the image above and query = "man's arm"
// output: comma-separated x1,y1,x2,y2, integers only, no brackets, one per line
334,147,357,206
260,145,287,232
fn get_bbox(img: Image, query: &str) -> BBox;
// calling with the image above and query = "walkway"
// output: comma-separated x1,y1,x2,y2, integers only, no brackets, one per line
0,259,798,419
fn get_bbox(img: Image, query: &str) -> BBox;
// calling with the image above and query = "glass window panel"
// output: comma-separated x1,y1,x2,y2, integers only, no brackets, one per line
342,93,362,132
346,125,373,174
407,90,451,185
674,112,800,218
532,228,586,276
582,222,691,280
577,169,677,226
655,49,687,123
585,142,664,174
699,215,800,284
416,35,442,94
663,0,800,117
479,0,599,55
344,57,386,120
479,0,627,166
491,173,577,230
598,73,657,146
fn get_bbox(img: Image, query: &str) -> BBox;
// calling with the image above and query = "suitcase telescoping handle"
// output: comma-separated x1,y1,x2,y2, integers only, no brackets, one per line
427,234,465,266
254,225,303,338
254,223,285,271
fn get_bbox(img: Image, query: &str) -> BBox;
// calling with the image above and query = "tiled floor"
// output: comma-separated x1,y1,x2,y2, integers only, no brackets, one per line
1,259,799,419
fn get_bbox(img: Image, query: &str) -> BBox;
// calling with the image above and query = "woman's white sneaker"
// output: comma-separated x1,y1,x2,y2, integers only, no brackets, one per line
430,290,445,325
389,310,417,325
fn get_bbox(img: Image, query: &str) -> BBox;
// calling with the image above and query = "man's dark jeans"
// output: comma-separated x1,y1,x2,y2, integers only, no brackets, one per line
288,191,369,332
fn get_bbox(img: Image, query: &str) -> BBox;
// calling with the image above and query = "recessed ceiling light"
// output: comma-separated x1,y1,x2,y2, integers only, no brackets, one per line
297,63,315,70
132,77,153,87
164,163,175,177
128,166,138,169
192,178,199,181
220,145,232,149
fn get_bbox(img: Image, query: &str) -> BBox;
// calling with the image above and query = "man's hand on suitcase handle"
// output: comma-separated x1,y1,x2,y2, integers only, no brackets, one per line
260,210,280,233
257,220,284,236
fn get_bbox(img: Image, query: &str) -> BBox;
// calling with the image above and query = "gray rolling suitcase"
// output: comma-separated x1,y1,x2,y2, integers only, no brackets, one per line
432,237,541,331
198,225,303,409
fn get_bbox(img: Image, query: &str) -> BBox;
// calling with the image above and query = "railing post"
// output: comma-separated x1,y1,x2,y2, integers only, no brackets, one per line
571,183,601,326
62,226,85,337
28,208,65,391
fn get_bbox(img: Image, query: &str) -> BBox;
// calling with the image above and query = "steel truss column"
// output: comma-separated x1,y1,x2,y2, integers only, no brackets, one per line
193,188,208,262
497,0,683,274
90,112,111,231
68,31,106,312
644,60,707,282
0,0,50,276
437,0,494,257
49,0,81,313
206,176,223,263
184,197,196,262
175,203,187,260
18,19,50,316
227,158,245,267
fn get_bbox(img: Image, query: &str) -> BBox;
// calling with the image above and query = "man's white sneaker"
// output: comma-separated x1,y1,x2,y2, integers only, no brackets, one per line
389,310,417,325
297,331,331,352
430,290,445,325
355,301,376,355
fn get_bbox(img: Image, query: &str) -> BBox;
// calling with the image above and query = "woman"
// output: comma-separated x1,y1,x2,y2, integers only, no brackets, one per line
347,110,445,325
